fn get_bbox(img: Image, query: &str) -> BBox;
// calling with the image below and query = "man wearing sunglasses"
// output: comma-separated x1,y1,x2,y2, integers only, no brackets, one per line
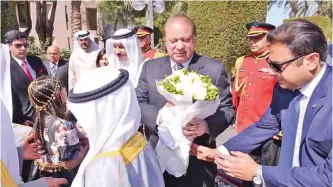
4,30,47,127
195,19,331,187
4,30,48,182
232,23,281,186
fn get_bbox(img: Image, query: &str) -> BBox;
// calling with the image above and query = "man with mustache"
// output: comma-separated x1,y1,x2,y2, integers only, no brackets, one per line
135,26,165,63
232,22,280,186
68,30,100,90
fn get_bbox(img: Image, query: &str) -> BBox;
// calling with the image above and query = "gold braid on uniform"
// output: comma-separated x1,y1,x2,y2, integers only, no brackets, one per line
143,46,151,53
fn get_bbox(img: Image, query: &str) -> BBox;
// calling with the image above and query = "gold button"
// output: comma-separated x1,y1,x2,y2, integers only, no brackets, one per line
250,72,254,75
245,107,249,110
248,83,252,86
263,76,266,79
254,61,257,64
246,94,250,97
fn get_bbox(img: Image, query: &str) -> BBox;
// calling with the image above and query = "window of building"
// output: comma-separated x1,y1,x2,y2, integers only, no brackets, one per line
86,8,97,30
17,4,28,28
94,38,99,46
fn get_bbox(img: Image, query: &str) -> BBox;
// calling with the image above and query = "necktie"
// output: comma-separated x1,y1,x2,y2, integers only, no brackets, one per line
51,64,57,76
21,61,33,81
278,90,303,166
173,63,185,71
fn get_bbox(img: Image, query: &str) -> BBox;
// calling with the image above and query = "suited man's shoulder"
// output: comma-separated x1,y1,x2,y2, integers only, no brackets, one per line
58,59,69,66
27,55,43,63
143,56,168,69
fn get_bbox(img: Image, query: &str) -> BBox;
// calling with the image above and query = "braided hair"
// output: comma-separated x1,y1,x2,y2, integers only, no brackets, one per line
28,76,67,146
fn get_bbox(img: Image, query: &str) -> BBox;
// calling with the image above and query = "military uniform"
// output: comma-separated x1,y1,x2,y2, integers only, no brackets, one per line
135,26,165,63
233,51,276,132
142,47,165,62
232,22,276,133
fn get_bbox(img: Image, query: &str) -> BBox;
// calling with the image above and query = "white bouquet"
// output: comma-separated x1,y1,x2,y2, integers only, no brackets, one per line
155,69,220,177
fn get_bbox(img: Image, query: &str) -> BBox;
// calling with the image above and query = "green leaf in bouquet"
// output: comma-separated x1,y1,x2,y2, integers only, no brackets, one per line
200,75,212,84
182,69,189,75
205,86,219,100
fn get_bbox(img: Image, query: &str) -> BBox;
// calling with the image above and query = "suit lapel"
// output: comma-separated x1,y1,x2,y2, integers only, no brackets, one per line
44,61,51,76
188,53,204,73
159,57,172,77
301,67,331,143
10,56,31,85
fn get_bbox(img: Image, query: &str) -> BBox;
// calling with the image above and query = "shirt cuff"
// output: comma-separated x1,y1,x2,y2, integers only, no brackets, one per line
256,165,266,186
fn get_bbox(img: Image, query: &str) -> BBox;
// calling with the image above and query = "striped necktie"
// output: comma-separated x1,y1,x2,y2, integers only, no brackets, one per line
173,63,184,71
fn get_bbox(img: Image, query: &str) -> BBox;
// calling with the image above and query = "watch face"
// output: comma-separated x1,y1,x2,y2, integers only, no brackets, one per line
253,176,262,185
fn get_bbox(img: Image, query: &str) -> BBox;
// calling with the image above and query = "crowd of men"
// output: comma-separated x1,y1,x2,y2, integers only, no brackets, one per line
1,14,332,187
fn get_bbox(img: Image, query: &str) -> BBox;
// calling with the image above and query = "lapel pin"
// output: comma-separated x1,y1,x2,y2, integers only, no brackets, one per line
312,104,316,108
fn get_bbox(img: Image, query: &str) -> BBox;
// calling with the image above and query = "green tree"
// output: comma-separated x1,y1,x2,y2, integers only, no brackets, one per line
284,16,332,42
1,1,19,42
99,1,145,31
187,1,267,72
268,1,310,18
153,1,188,50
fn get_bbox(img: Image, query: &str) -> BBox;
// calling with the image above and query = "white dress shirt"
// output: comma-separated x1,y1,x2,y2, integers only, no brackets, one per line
170,56,193,73
293,63,327,167
12,55,36,80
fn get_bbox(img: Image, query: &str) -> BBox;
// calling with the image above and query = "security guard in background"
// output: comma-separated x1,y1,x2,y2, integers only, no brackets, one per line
135,26,165,63
233,22,281,187
233,21,277,133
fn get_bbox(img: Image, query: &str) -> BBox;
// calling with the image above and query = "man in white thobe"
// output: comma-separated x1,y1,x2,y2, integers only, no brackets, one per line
68,30,100,90
67,67,164,187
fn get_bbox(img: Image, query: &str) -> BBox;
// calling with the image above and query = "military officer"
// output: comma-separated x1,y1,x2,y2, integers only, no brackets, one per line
232,21,281,187
233,21,277,133
135,26,165,62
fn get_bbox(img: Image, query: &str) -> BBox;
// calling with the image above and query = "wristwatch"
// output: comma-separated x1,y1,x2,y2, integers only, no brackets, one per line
252,175,263,187
252,165,263,187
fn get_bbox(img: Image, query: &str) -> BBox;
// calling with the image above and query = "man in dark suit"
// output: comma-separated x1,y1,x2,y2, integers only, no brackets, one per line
43,45,69,91
136,15,235,187
5,30,47,182
196,20,332,187
5,30,48,126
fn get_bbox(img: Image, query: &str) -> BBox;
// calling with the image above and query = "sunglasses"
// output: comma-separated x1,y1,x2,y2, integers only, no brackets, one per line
267,55,303,73
13,43,29,49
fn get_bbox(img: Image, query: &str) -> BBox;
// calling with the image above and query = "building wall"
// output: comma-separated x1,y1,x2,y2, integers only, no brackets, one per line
17,0,102,50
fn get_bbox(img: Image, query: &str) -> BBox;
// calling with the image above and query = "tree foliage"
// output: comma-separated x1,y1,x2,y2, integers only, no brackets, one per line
99,1,145,31
187,1,268,72
1,1,19,42
284,16,332,42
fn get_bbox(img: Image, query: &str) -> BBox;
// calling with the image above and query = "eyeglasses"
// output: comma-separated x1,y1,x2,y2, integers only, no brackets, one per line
267,56,303,73
13,43,29,49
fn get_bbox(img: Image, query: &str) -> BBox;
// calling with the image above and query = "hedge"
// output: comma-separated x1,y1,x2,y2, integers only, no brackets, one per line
284,16,332,42
187,1,268,74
